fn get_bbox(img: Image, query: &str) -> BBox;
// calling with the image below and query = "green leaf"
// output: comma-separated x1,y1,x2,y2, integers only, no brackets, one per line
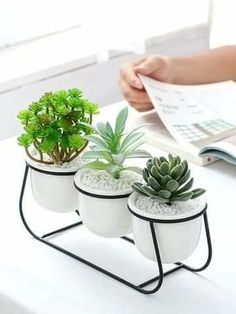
39,140,55,152
141,186,159,196
96,122,111,139
69,97,81,108
124,140,146,153
111,153,125,165
161,175,172,186
165,180,179,192
68,134,86,148
84,102,99,114
153,157,160,167
178,169,191,186
191,188,206,199
175,178,194,195
150,166,163,183
106,122,114,137
83,135,109,150
132,182,147,196
142,168,149,183
160,156,168,163
17,134,33,147
170,164,183,180
68,88,82,98
172,192,193,202
82,160,108,170
114,107,128,135
158,190,171,199
148,176,161,190
159,162,169,175
17,110,34,123
82,150,112,162
119,131,144,153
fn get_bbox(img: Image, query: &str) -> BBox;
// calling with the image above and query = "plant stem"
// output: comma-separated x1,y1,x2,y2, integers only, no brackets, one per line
25,147,53,165
67,141,89,162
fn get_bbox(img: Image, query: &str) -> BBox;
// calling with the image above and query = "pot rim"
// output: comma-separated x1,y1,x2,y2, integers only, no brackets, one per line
25,155,80,175
74,168,133,197
128,192,207,223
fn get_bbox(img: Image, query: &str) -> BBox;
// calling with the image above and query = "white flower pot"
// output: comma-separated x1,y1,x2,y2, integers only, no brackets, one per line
26,157,80,213
128,192,206,264
74,169,132,238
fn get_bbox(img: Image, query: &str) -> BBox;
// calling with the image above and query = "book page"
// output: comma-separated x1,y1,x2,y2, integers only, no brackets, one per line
139,75,236,148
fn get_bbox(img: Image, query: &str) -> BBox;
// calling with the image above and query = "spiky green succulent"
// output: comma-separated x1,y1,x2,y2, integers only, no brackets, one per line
82,107,151,179
132,154,205,204
17,88,99,165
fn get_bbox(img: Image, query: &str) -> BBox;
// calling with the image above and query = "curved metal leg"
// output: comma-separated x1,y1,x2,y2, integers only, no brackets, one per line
19,164,212,295
176,212,212,272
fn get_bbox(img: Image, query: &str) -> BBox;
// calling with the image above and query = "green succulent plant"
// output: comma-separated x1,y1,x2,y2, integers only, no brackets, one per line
132,154,205,205
17,89,99,165
82,107,151,179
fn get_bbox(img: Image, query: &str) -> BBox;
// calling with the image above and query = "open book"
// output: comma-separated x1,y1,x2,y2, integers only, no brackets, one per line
133,75,236,166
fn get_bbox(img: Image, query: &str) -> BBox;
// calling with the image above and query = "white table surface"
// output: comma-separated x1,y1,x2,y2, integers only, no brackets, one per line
1,102,236,314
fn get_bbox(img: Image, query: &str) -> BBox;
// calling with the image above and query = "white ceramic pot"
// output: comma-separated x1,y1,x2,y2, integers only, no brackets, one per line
26,157,80,213
128,192,206,264
74,169,132,238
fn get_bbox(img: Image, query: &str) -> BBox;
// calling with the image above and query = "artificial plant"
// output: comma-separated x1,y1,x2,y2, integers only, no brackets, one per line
17,89,99,165
132,154,205,205
81,107,151,179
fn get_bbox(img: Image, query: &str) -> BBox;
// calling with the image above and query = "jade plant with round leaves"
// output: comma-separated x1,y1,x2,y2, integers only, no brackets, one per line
132,154,205,205
81,107,151,179
17,89,99,165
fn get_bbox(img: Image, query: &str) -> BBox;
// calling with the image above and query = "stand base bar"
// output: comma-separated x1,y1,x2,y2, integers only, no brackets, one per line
19,164,212,295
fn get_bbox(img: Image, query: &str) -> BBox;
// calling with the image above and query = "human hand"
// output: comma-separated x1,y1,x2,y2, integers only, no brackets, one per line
119,55,172,112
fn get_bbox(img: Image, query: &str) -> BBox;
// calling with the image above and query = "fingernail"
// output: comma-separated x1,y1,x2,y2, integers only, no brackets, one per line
132,80,143,89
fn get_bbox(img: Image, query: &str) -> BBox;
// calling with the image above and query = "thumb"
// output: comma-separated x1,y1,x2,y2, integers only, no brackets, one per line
135,56,164,75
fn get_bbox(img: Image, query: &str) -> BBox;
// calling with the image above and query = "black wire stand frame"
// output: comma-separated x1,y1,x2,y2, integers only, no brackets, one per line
19,163,212,295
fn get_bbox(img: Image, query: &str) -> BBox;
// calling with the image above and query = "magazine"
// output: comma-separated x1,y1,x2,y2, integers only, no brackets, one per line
133,75,236,166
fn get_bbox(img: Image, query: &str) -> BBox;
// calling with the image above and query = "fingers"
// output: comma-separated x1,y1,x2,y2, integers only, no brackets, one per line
129,101,154,112
118,78,150,103
120,57,146,89
118,78,153,112
135,55,167,76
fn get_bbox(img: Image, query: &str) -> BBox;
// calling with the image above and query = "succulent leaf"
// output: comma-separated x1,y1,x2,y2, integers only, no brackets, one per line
153,157,160,167
150,196,167,203
159,162,169,175
150,166,163,181
178,169,191,186
161,175,172,186
81,107,149,179
142,185,159,196
132,154,205,205
148,176,161,190
142,168,149,183
132,182,147,196
170,164,183,180
160,156,168,163
191,188,206,199
172,192,193,202
174,177,194,195
158,190,171,199
114,107,128,135
165,179,179,192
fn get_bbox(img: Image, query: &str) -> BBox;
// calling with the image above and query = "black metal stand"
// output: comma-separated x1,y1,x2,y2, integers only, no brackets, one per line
19,164,212,294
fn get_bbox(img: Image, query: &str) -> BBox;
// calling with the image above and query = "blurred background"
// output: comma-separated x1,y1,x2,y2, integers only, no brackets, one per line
0,0,235,140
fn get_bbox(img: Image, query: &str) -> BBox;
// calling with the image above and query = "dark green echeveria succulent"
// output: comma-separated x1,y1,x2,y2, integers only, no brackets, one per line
132,154,205,204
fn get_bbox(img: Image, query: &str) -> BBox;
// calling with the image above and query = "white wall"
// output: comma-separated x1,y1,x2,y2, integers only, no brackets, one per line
0,0,209,49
